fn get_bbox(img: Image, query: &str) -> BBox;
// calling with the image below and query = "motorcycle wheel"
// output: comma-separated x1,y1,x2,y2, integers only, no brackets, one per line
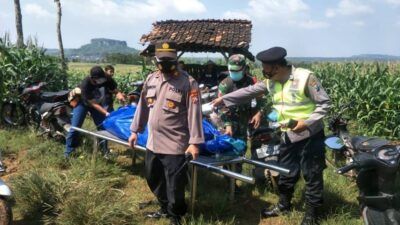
49,121,67,143
25,106,41,130
0,103,25,126
0,198,12,225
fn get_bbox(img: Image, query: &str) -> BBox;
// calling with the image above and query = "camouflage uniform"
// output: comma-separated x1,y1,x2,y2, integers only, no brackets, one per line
218,74,257,140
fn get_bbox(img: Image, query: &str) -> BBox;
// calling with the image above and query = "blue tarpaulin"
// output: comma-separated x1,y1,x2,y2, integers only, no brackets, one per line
103,105,246,156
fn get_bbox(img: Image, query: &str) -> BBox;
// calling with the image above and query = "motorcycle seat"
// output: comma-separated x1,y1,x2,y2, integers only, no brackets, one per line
39,102,65,114
41,90,69,102
351,136,389,152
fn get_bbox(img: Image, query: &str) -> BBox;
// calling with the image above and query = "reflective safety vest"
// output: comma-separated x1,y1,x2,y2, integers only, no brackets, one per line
266,67,316,129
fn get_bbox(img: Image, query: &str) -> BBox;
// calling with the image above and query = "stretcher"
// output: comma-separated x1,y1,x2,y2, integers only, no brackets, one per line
71,126,290,211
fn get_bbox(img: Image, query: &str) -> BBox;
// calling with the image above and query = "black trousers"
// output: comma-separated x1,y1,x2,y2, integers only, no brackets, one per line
277,131,326,208
145,150,188,217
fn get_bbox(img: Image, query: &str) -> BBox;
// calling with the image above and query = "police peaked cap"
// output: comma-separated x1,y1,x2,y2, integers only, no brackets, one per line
155,40,177,60
256,47,287,64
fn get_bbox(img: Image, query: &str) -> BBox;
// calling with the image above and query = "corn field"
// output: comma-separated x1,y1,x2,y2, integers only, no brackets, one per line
310,62,400,139
1,41,400,139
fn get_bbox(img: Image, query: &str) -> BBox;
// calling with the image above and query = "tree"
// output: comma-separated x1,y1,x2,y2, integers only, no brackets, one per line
54,0,67,71
14,0,24,48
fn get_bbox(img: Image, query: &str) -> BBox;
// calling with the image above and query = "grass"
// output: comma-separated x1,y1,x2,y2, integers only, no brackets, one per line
68,62,142,76
0,123,365,225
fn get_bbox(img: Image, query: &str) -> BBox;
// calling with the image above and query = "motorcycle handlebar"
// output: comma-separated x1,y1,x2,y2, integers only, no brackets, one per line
337,162,358,174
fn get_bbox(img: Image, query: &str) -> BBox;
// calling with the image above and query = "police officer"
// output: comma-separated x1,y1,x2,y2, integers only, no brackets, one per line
128,41,204,225
212,47,331,225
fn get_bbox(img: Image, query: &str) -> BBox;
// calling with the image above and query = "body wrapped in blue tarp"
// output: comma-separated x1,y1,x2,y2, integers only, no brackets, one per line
103,105,246,156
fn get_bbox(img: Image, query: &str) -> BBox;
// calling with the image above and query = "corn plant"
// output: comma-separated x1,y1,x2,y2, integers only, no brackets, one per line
311,62,400,139
0,39,67,103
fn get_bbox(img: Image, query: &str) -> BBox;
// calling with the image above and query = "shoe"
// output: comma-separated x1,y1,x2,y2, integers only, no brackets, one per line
145,209,168,219
169,216,182,225
260,203,291,218
300,207,321,225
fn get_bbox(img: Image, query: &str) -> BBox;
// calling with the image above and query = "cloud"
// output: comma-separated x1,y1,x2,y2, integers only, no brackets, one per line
24,3,54,18
352,20,365,27
222,11,251,20
326,0,374,18
222,0,329,30
63,0,206,23
247,0,309,20
386,0,400,6
295,20,330,29
172,0,206,14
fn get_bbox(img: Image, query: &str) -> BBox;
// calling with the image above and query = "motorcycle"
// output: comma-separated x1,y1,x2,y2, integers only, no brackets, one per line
199,84,224,130
126,81,144,106
1,77,71,141
0,150,12,225
251,121,282,191
250,108,302,190
325,103,400,225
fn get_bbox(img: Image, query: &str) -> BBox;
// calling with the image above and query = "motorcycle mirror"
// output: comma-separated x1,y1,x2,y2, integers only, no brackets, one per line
199,84,205,89
324,136,344,150
210,86,218,91
133,81,144,86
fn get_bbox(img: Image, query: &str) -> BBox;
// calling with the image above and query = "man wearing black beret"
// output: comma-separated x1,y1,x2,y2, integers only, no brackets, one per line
213,47,331,225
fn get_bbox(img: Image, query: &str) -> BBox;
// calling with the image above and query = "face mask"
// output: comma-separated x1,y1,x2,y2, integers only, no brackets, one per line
229,71,244,81
156,57,177,74
263,68,278,79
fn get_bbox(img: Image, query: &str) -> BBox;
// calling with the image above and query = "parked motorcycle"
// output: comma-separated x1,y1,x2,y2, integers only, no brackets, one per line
126,81,144,106
198,84,225,131
251,113,299,191
325,103,400,225
0,150,12,225
1,77,71,141
251,122,282,191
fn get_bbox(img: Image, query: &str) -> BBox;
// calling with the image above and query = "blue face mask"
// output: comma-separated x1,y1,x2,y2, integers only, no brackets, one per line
229,71,244,81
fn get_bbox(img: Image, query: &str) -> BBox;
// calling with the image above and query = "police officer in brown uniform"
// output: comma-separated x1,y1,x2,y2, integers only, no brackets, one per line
213,47,331,225
129,41,204,225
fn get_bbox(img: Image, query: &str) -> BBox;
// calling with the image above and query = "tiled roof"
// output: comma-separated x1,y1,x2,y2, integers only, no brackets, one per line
140,19,254,60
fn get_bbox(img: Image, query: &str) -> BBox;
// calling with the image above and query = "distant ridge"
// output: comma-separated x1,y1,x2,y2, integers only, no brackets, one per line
46,38,139,61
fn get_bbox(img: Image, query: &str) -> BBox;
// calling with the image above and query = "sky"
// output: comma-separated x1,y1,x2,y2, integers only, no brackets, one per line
0,0,399,57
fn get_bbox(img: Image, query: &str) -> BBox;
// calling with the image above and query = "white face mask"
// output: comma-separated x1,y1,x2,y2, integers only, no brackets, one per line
229,71,244,81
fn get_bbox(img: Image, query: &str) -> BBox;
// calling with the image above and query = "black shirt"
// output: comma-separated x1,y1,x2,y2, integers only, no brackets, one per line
79,76,117,106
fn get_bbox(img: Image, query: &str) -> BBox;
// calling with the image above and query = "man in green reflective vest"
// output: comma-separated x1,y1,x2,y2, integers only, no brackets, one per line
212,47,331,225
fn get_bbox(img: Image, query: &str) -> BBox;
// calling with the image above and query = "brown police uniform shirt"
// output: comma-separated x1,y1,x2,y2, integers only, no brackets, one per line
130,69,205,155
222,66,331,143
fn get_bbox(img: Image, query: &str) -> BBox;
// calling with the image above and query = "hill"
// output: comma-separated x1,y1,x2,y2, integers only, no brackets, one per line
46,38,139,61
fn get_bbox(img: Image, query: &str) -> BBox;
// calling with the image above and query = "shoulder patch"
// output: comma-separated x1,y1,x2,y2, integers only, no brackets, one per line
189,89,199,104
308,76,320,92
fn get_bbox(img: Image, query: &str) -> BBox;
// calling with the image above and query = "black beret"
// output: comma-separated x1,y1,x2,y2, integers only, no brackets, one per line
256,47,287,64
155,40,177,59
